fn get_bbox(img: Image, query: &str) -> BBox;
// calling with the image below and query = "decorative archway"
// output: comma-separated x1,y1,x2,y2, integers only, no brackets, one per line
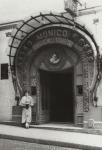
7,11,101,114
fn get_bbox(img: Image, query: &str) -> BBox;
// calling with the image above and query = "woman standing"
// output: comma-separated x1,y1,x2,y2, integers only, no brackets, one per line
19,91,34,128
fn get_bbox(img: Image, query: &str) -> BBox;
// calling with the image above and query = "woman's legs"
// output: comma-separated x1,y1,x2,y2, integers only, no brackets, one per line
25,108,31,128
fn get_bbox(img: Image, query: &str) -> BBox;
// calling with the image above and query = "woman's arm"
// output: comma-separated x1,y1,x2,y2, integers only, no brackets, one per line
29,96,35,106
19,97,26,106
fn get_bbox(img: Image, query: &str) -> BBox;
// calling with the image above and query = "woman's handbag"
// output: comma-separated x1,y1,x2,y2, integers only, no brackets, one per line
26,104,29,109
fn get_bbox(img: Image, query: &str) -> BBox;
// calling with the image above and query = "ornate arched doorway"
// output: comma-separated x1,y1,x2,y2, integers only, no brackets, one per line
7,11,100,126
28,43,77,124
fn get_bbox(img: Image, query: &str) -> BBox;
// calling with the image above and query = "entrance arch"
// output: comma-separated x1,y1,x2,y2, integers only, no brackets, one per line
29,44,77,124
7,11,100,126
15,25,97,125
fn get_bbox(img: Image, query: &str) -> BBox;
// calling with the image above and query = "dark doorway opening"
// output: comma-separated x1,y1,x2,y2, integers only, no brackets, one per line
39,68,74,123
49,71,74,123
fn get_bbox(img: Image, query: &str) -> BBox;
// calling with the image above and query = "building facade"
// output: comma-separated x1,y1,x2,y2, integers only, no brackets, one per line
1,10,102,129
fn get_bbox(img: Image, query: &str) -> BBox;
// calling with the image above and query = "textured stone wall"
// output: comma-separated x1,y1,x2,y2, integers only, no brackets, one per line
0,29,15,121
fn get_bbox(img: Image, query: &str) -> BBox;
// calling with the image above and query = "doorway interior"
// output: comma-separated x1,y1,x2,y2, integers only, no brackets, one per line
40,68,74,124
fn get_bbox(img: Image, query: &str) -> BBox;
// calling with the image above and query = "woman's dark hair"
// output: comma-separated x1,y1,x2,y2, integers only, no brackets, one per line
23,90,29,96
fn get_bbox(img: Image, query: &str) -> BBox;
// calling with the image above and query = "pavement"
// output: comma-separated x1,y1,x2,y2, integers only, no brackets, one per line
0,123,102,150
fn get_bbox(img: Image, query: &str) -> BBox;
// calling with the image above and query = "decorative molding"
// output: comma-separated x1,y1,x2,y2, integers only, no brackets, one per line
78,38,86,47
44,47,67,70
77,96,83,105
81,53,88,78
26,41,33,48
31,78,36,87
83,81,89,112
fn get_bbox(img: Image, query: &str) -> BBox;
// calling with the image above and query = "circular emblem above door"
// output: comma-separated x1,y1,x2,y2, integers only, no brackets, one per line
49,52,61,65
44,46,67,70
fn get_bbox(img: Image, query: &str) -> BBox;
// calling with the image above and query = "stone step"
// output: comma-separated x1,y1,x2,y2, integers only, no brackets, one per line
0,121,102,136
0,121,21,127
0,121,36,127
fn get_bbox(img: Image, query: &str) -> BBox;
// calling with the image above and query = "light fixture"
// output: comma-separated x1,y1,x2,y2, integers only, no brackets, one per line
41,20,46,25
72,25,76,30
41,16,46,25
93,18,99,24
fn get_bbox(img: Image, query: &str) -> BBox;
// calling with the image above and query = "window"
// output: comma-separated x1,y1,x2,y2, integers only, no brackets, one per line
76,85,83,95
31,77,37,95
1,63,8,79
31,87,36,95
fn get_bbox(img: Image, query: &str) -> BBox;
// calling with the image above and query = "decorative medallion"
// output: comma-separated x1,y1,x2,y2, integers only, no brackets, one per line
44,47,67,70
78,38,85,47
17,56,23,62
88,56,94,63
22,46,28,52
70,33,94,64
49,52,61,65
86,49,93,57
27,41,33,48
83,44,90,51
17,62,23,67
70,33,79,42
19,51,25,57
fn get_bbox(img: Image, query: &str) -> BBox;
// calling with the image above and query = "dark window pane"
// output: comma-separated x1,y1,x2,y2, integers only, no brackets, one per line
31,87,36,95
76,85,83,95
1,64,8,79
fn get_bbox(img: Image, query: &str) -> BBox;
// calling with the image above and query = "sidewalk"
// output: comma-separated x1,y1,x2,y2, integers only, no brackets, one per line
0,124,102,150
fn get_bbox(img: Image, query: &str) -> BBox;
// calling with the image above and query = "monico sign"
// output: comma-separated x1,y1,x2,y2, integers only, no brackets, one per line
36,29,69,40
33,27,74,51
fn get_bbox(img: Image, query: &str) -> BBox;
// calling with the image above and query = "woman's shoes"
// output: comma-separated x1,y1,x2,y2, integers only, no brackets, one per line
25,122,29,129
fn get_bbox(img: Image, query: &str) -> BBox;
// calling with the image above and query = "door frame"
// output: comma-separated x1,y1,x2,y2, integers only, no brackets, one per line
37,66,76,125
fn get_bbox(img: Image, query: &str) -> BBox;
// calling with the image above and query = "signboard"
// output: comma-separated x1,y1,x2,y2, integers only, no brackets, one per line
32,27,74,51
64,0,78,17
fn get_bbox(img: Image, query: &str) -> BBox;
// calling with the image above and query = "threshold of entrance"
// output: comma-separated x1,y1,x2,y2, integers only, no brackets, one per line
30,123,102,135
30,123,83,133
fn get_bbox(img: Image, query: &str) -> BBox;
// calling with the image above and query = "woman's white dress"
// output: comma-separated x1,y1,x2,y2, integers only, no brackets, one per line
19,96,34,123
